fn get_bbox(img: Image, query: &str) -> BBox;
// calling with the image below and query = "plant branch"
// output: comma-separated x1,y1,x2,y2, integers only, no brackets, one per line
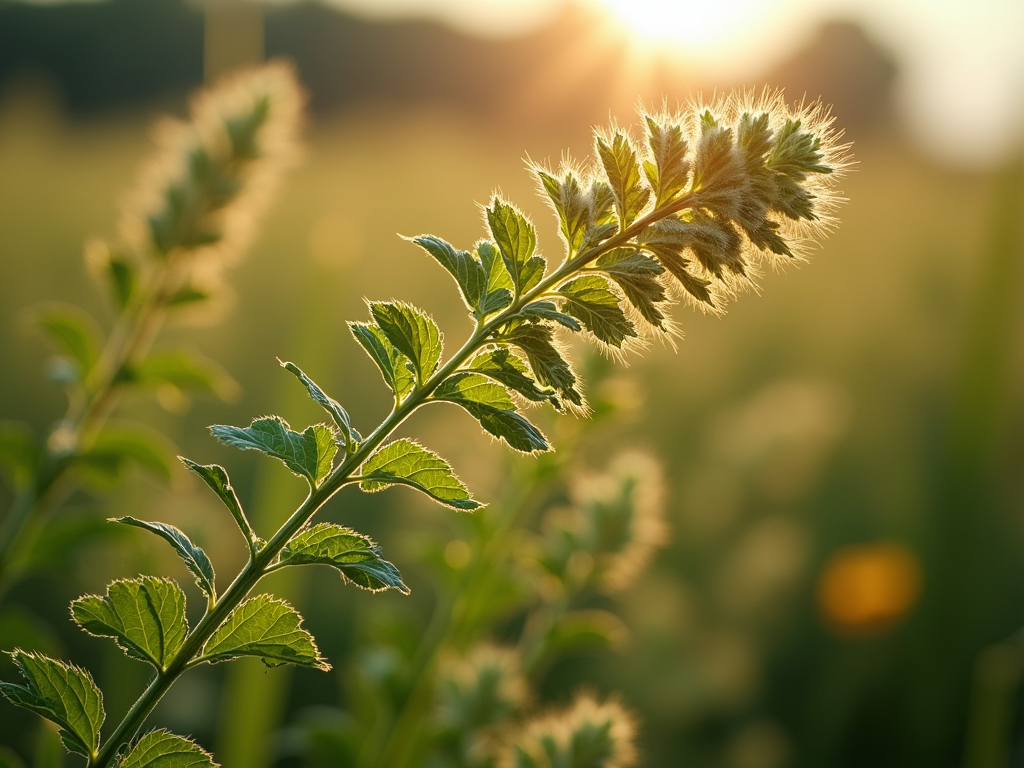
86,190,699,767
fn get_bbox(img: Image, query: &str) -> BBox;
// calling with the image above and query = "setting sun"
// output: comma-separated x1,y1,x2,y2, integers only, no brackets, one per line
588,0,790,74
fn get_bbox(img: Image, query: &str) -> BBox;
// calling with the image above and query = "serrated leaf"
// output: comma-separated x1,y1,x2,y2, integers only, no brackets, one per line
201,595,329,670
596,249,669,328
467,348,557,404
113,518,217,602
360,438,481,511
0,650,104,758
486,198,544,295
434,373,549,453
412,235,487,313
495,322,583,409
121,350,239,402
640,221,715,306
71,577,187,671
558,276,637,348
118,729,217,768
31,304,102,381
280,523,410,594
767,118,831,181
279,360,357,451
75,425,174,485
210,417,337,487
349,321,415,400
475,241,515,313
0,421,38,487
536,169,590,256
597,131,651,228
369,302,443,385
178,459,254,545
513,300,582,332
693,113,740,193
643,115,691,207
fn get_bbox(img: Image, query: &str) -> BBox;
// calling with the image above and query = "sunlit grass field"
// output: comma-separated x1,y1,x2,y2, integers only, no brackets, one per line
1,85,1021,767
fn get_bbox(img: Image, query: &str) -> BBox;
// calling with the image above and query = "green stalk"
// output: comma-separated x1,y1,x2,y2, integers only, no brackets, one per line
0,259,183,595
364,462,547,768
87,191,699,768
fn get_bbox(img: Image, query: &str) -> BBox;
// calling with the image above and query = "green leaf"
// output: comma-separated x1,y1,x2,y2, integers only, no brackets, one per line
201,594,329,670
558,276,637,347
166,285,212,308
767,118,831,181
643,115,691,207
360,438,481,511
75,425,174,485
0,421,38,487
112,518,217,602
544,610,628,657
122,350,239,402
513,300,582,332
596,131,650,228
536,168,590,256
737,111,773,171
411,235,487,313
107,256,136,311
475,240,515,313
495,322,584,409
434,373,549,453
178,459,254,546
31,303,102,381
596,249,669,329
210,417,337,487
369,302,443,385
0,650,104,758
693,112,740,193
466,348,557,404
280,523,410,594
639,220,715,306
349,321,415,400
118,730,217,768
279,360,358,452
486,198,544,295
71,577,188,671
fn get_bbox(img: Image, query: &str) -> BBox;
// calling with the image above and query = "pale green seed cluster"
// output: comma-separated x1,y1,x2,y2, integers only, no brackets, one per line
532,451,666,594
113,61,302,299
499,694,637,768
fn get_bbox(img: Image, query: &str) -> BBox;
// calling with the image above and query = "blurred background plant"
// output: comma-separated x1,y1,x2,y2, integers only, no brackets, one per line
272,360,663,768
0,0,1022,767
0,59,300,599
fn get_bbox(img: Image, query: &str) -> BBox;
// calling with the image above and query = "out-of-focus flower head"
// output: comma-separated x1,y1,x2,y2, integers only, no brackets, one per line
436,644,528,734
498,693,637,768
535,451,667,594
118,61,303,282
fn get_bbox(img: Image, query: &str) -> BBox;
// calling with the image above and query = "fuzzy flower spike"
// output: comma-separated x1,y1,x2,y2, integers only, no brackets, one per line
119,61,303,284
529,90,849,352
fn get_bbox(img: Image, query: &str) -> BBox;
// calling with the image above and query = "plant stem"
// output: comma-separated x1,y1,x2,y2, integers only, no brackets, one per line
88,192,698,767
0,261,182,594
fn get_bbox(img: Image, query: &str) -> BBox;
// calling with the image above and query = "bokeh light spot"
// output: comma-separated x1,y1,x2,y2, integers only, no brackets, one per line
817,542,922,638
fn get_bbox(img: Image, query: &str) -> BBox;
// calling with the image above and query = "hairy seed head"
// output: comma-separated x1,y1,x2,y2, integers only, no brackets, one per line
499,693,638,768
120,61,303,272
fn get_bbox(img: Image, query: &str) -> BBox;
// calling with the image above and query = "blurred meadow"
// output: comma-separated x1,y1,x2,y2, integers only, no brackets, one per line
1,0,1023,766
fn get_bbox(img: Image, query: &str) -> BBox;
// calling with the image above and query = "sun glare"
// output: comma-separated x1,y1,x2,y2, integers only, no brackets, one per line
590,0,785,70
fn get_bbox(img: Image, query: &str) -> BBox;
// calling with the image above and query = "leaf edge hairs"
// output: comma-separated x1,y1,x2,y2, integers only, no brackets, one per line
1,73,849,768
